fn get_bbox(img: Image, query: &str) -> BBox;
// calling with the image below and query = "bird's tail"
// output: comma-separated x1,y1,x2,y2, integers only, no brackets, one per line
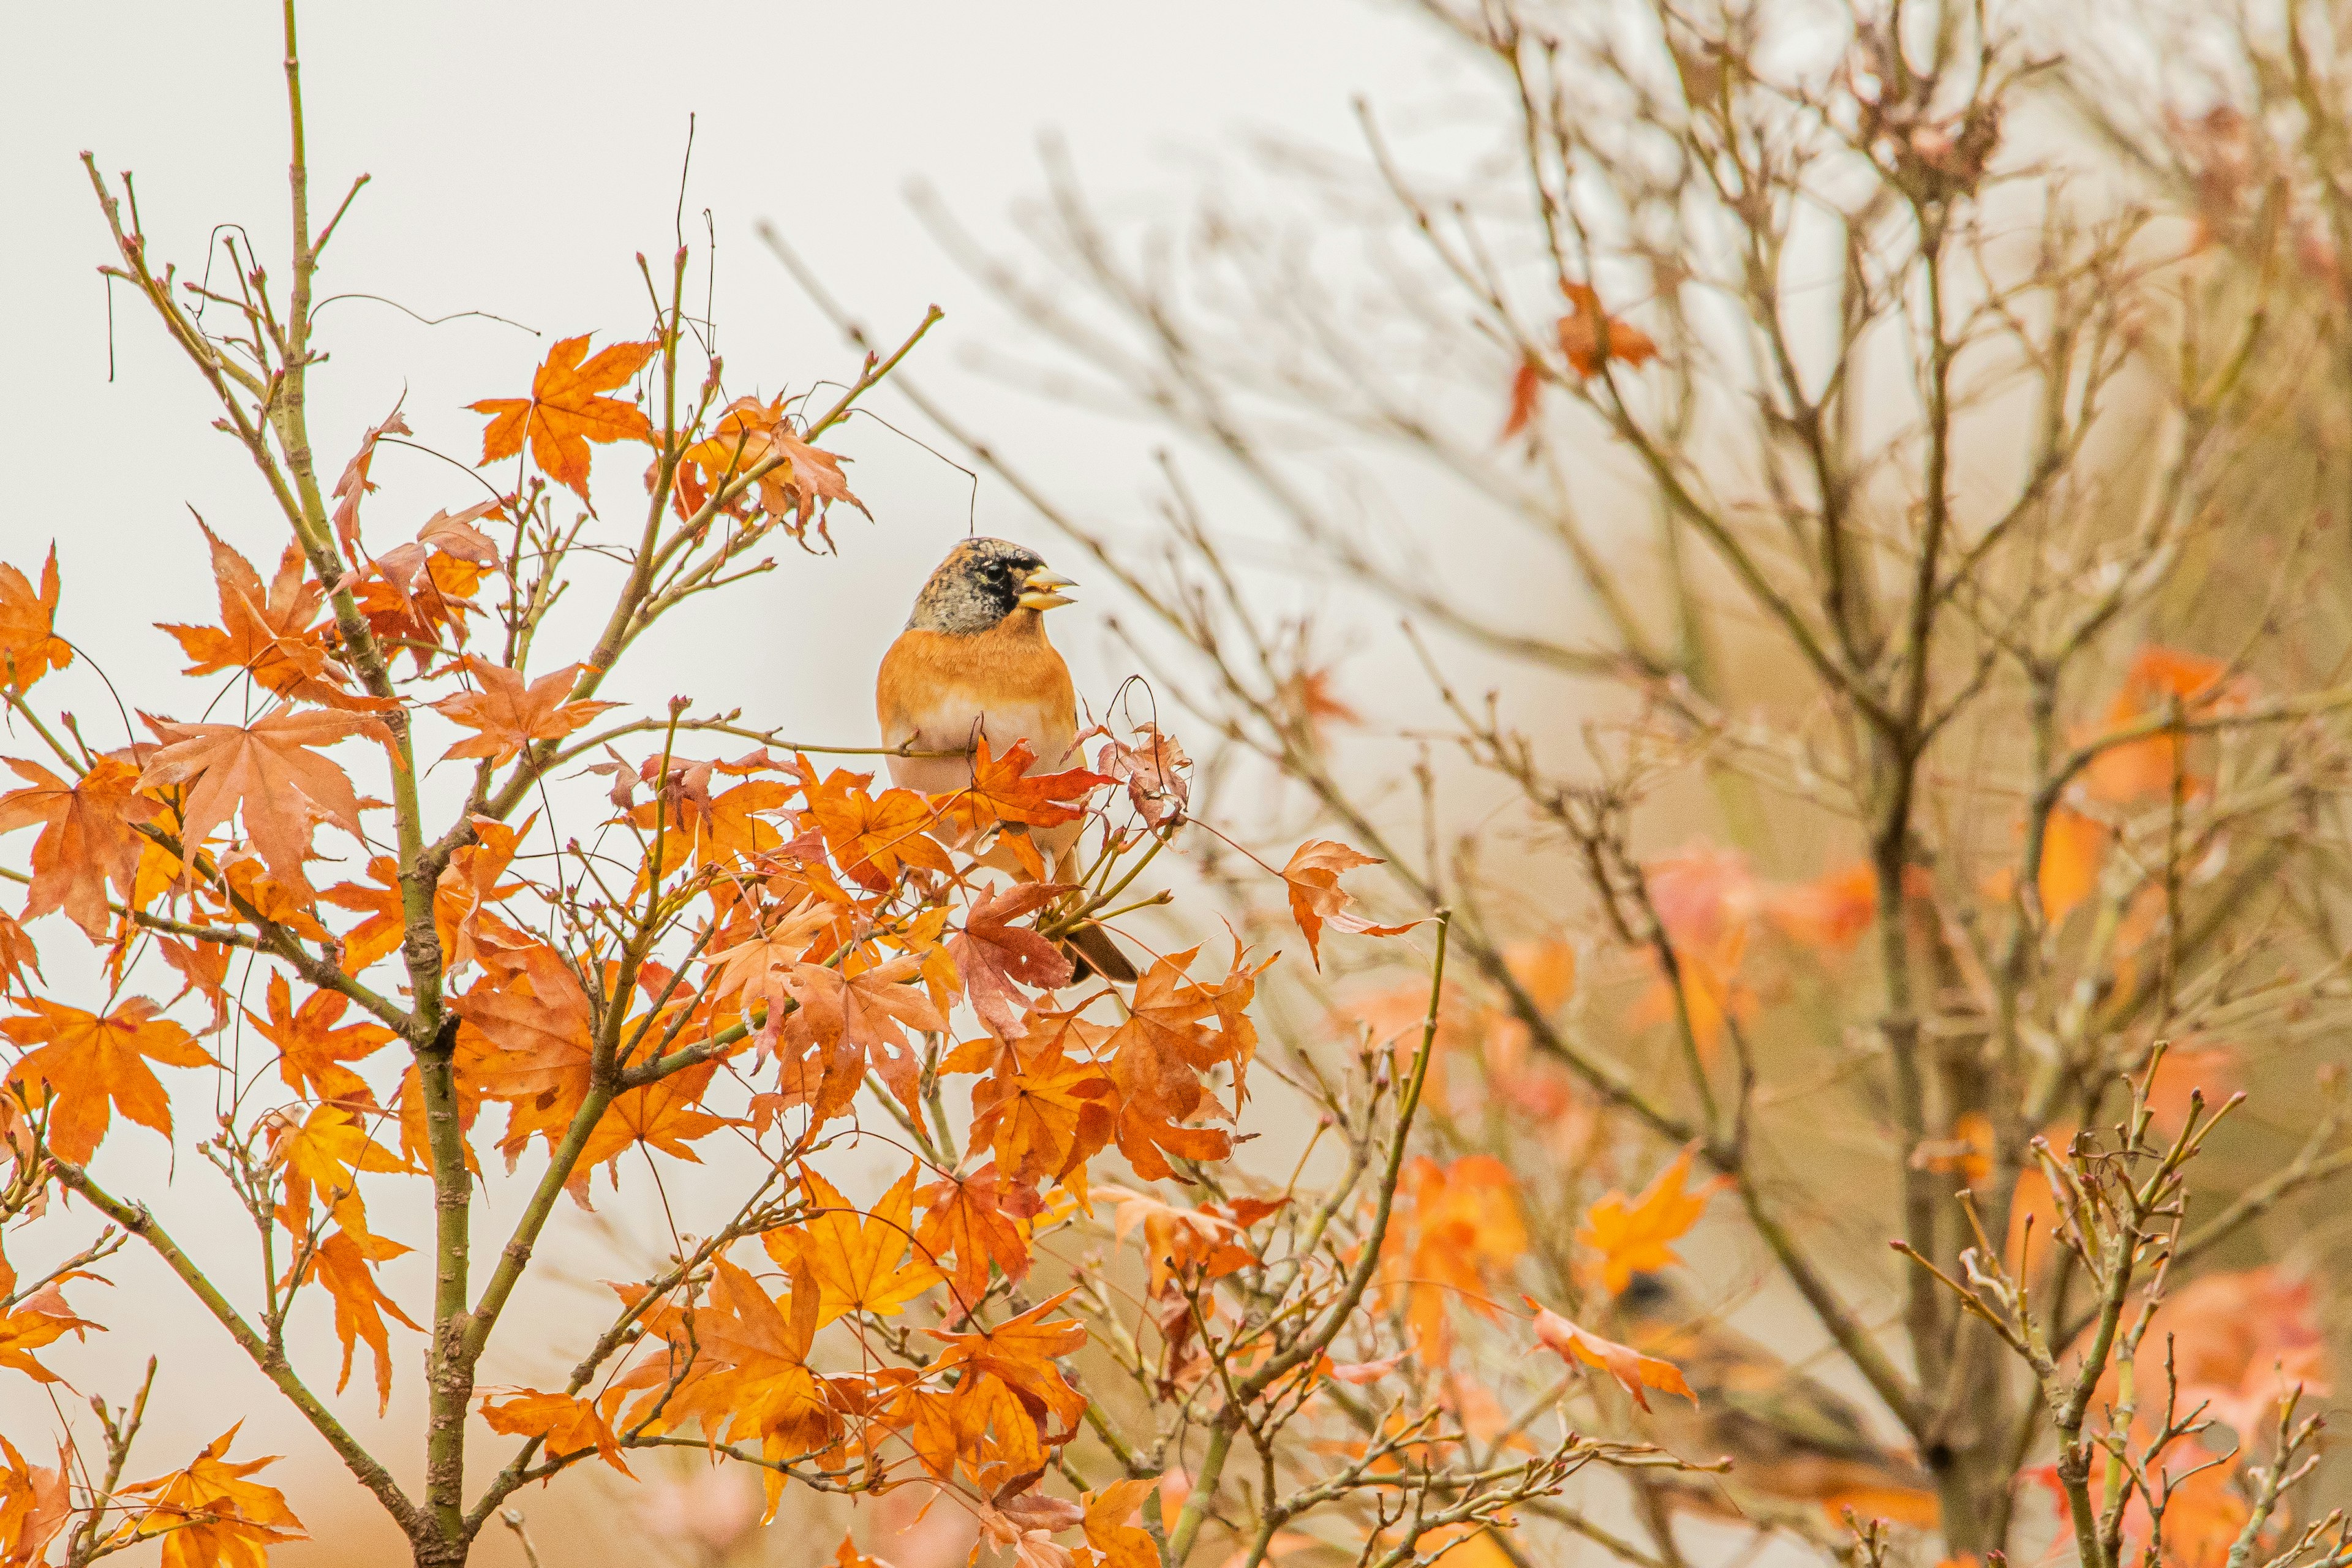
1064,921,1139,984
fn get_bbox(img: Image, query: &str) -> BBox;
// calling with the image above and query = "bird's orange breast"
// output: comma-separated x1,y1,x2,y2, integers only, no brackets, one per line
876,612,1079,796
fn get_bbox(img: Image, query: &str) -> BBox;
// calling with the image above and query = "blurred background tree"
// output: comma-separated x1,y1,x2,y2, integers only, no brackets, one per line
802,0,2352,1558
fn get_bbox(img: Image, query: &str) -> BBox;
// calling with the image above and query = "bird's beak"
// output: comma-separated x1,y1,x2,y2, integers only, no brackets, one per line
1018,568,1077,611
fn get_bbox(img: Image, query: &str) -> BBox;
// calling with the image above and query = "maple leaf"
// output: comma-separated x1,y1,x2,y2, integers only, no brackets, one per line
2086,644,2241,804
1081,1479,1159,1568
0,758,157,940
268,1101,410,1248
764,1164,941,1327
328,403,412,562
680,395,868,538
803,771,954,891
1523,1295,1694,1411
138,705,389,902
619,1257,837,1520
1555,282,1659,377
1093,725,1190,829
470,334,658,502
0,547,71,693
1576,1146,1725,1295
703,899,835,1005
0,1282,104,1384
1279,840,1415,970
1095,1186,1271,1300
156,936,231,1034
827,1533,897,1568
2035,804,2105,924
157,524,380,711
0,913,37,1002
350,548,488,670
120,1425,306,1568
245,972,395,1105
1386,1155,1527,1349
918,1163,1038,1309
1501,284,1658,437
480,1388,633,1476
1762,861,1880,954
4,997,214,1163
2114,1266,2329,1438
417,501,505,565
932,738,1110,840
454,946,598,1157
293,1229,421,1414
951,883,1074,1040
570,1061,739,1199
0,1433,70,1566
923,1288,1089,1436
1102,948,1244,1180
780,953,946,1120
431,657,619,766
968,1036,1113,1190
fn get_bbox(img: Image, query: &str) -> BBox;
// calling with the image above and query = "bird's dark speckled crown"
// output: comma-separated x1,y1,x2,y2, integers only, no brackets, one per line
906,537,1049,635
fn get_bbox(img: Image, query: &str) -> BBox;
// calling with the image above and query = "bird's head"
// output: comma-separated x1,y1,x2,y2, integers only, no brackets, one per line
906,537,1078,634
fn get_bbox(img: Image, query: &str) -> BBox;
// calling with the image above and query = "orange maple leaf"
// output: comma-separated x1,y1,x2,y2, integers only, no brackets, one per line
430,657,619,766
1093,724,1191,829
3,997,214,1163
480,1388,633,1476
922,1288,1089,1436
1104,948,1240,1181
680,394,867,540
1576,1146,1724,1294
778,952,946,1120
1081,1480,1159,1568
1555,281,1659,377
0,547,72,693
951,883,1074,1040
453,946,598,1158
470,334,657,502
1388,1155,1527,1348
917,1162,1038,1309
0,911,38,1001
803,771,954,891
138,705,390,902
157,524,380,711
120,1425,306,1568
616,1256,837,1520
570,1060,741,1200
0,1282,104,1384
293,1229,422,1414
0,1433,71,1565
245,972,395,1106
968,1035,1113,1190
1523,1295,1694,1411
326,404,411,562
1279,840,1415,970
764,1164,942,1327
930,737,1110,840
267,1101,410,1246
1501,283,1659,437
0,757,158,940
2085,645,2241,804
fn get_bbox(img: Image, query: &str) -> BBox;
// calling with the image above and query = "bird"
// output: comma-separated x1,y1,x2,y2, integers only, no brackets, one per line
1612,1272,1941,1535
876,537,1137,982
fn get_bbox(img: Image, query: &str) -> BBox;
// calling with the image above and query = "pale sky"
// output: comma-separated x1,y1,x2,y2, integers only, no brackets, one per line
1,4,1447,1563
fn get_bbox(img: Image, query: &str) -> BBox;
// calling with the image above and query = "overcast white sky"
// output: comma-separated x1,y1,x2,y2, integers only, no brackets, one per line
0,4,1447,1562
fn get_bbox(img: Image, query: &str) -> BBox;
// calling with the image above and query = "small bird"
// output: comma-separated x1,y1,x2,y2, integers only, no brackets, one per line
1613,1272,1940,1534
876,537,1137,982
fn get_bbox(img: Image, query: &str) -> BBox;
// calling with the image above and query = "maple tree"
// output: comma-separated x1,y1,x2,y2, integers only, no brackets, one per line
0,9,1730,1568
